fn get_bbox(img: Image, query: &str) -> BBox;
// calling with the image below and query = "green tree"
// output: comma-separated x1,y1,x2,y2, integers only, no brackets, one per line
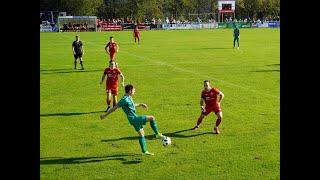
235,0,245,19
243,0,262,19
40,0,59,11
271,0,280,17
40,0,280,22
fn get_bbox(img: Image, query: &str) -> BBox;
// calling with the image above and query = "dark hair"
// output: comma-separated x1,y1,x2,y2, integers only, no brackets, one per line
110,36,113,39
204,80,210,83
125,84,134,93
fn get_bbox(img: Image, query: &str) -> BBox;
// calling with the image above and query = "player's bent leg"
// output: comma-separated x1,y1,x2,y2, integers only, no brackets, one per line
105,91,112,112
74,59,77,69
146,116,165,139
215,111,223,126
137,129,153,155
111,53,116,61
79,58,84,70
146,115,155,122
137,128,145,136
112,94,118,107
193,113,206,130
109,53,114,61
214,111,223,134
106,91,112,105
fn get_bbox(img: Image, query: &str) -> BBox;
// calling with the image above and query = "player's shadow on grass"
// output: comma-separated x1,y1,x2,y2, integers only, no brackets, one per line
249,69,280,72
40,68,72,72
266,63,280,66
40,154,142,165
249,63,280,72
200,47,230,50
40,110,104,117
101,135,156,142
163,128,213,138
40,69,102,74
101,128,213,143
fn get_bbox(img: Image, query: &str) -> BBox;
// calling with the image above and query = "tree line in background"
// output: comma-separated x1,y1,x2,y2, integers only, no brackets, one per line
40,0,280,22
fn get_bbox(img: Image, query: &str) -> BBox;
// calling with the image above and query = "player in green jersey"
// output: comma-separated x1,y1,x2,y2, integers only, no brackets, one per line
100,84,167,155
233,25,240,49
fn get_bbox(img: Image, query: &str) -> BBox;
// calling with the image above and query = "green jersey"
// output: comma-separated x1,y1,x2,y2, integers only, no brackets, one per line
118,95,138,122
234,28,240,37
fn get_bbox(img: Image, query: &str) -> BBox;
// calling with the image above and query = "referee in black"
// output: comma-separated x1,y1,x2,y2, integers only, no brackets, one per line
72,35,84,70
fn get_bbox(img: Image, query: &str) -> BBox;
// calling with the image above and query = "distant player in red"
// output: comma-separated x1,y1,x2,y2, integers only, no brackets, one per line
133,25,140,44
192,80,225,134
100,61,125,112
105,36,119,63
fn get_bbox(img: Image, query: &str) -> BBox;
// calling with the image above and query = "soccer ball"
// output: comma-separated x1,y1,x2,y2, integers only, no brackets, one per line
162,136,171,146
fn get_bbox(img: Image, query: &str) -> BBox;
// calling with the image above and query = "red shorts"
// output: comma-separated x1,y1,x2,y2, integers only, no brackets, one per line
106,85,118,95
134,33,140,37
202,104,221,116
109,51,116,60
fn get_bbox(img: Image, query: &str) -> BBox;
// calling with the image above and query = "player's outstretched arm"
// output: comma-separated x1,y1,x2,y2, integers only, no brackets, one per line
135,103,148,109
200,98,205,110
218,92,224,103
100,73,106,85
72,47,75,55
82,45,84,55
105,45,109,54
100,104,120,120
120,73,125,87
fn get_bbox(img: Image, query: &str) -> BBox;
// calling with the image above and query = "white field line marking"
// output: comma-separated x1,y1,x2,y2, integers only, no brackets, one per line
43,34,279,117
55,34,278,98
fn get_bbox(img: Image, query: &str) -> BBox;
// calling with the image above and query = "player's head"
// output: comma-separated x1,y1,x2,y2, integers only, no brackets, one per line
75,35,79,41
109,61,116,68
109,36,114,41
203,80,211,90
125,84,135,96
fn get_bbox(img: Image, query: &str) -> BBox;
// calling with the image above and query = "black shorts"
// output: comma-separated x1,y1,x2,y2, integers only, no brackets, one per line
74,53,83,59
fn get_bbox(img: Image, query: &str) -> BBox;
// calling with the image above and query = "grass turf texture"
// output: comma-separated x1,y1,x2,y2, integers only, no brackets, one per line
40,28,279,179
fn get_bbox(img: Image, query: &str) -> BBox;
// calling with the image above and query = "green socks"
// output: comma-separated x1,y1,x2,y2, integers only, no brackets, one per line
150,120,159,135
138,120,161,153
138,136,147,153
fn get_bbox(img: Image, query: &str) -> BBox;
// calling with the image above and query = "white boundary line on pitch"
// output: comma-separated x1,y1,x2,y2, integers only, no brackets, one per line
55,33,278,99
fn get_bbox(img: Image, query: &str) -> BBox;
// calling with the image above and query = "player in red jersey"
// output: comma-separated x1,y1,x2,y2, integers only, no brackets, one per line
192,80,225,134
100,61,125,112
133,25,140,44
105,36,119,63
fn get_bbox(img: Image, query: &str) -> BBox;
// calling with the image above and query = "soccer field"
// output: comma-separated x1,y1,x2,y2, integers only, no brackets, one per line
40,28,280,179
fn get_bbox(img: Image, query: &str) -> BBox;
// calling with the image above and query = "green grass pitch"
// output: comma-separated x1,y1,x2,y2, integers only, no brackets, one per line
40,28,279,179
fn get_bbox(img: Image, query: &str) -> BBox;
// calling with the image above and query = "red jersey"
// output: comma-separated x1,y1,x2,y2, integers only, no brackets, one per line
134,28,140,35
201,88,220,107
106,42,117,52
104,67,121,87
